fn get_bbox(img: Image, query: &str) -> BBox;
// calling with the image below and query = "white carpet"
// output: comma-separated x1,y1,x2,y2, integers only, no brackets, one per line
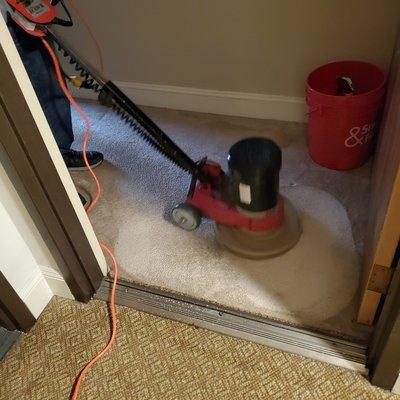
71,101,372,340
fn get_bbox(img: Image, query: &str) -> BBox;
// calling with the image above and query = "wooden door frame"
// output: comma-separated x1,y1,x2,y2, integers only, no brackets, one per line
357,27,400,325
0,36,103,303
0,272,36,332
368,249,400,389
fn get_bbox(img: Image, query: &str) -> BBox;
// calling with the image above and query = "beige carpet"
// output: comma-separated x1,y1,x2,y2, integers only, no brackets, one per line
71,101,372,341
0,297,396,400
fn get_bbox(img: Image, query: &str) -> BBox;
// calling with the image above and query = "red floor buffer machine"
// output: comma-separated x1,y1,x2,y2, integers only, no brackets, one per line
4,0,301,259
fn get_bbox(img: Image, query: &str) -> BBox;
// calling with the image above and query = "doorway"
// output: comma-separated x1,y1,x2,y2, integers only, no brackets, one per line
1,7,400,389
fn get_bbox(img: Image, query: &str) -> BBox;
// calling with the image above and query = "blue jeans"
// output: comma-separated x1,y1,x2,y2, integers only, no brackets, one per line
8,20,74,150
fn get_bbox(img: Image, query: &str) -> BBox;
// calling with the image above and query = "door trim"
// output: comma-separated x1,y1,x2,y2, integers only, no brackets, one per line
0,33,103,302
0,272,36,332
368,248,400,390
357,29,400,325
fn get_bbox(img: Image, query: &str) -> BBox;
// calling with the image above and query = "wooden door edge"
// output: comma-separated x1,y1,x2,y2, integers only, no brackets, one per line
357,290,381,325
0,28,104,302
358,169,400,325
0,272,36,332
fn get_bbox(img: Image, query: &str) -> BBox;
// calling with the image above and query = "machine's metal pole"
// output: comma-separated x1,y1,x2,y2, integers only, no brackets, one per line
46,28,206,180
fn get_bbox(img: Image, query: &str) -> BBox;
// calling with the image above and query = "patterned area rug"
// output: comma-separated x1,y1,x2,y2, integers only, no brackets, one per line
0,297,396,400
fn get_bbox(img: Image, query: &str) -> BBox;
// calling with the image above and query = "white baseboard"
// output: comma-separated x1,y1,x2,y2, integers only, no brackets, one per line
21,271,53,319
75,81,307,123
40,266,74,300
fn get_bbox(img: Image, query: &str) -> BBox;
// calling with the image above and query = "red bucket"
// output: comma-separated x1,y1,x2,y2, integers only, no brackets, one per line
306,61,386,170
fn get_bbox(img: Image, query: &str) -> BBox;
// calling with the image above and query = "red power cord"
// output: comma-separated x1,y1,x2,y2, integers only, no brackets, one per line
41,38,118,400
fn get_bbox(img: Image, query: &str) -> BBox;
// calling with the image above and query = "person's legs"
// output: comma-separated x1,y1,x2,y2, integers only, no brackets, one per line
8,19,103,170
8,19,74,150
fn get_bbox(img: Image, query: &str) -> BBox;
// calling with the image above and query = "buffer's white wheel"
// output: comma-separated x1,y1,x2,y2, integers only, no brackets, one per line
172,203,202,231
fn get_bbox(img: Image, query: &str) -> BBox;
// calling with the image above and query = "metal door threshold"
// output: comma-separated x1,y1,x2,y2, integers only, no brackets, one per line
96,279,368,375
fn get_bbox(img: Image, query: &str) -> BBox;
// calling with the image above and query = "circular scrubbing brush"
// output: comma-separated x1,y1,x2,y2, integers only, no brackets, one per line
216,138,302,259
216,196,301,259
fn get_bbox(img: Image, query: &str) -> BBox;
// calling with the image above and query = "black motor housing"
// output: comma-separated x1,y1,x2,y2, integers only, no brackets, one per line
225,138,282,212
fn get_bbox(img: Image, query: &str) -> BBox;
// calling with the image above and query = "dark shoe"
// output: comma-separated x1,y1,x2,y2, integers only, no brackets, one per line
61,149,103,170
78,191,91,210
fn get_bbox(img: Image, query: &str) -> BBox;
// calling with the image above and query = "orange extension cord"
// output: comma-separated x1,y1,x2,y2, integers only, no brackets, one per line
41,38,118,400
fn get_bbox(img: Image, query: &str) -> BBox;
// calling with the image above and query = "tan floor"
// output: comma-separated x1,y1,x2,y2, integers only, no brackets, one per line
0,297,396,400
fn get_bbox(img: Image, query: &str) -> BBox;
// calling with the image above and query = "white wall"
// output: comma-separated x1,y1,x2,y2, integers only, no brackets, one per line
0,147,54,318
58,0,400,122
392,374,400,395
0,145,73,308
63,0,400,96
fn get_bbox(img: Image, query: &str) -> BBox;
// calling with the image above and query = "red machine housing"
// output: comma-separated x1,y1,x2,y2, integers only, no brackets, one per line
6,0,56,37
186,161,284,232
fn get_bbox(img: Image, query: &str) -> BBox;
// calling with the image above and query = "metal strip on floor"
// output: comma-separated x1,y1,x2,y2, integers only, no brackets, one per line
95,279,368,375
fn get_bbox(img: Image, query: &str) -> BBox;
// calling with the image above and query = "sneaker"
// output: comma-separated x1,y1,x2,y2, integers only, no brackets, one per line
78,191,91,210
61,149,104,171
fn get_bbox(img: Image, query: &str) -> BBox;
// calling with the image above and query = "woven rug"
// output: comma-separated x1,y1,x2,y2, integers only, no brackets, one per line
0,297,396,400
